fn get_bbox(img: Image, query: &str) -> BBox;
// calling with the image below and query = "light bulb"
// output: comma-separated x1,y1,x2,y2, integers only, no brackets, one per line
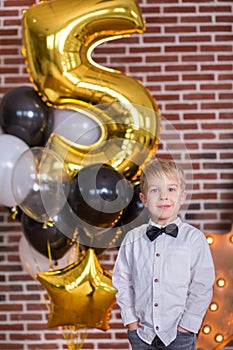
206,235,214,245
215,333,224,343
209,302,218,311
216,278,226,287
202,325,211,334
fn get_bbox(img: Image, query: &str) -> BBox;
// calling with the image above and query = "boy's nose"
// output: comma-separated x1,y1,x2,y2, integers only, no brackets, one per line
160,192,168,200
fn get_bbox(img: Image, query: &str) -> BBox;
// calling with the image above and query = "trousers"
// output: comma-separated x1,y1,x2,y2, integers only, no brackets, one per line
128,329,197,350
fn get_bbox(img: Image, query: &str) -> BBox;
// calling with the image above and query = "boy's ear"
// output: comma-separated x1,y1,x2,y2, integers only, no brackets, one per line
181,190,187,205
139,192,147,206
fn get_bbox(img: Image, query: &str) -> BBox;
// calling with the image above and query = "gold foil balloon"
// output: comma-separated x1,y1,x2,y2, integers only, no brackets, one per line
22,0,160,180
37,248,117,330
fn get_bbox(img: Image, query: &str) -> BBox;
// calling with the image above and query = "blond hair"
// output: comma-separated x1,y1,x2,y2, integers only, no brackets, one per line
140,158,186,194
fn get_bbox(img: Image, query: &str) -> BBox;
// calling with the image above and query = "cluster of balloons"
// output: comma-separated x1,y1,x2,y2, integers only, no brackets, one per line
0,85,153,263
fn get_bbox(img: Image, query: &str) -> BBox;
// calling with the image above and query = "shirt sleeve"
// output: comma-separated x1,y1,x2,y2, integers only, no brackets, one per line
112,240,138,326
179,231,215,333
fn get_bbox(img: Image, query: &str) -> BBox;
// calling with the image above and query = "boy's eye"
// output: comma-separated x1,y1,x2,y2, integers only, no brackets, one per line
168,187,176,192
151,188,158,193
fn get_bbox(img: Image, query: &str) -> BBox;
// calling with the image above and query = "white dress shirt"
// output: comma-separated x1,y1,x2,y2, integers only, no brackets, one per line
112,217,215,346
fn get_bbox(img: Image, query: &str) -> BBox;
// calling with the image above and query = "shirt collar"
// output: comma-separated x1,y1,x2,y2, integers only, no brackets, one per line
149,216,181,228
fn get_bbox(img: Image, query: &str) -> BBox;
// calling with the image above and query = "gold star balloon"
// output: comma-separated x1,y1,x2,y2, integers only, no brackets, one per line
37,248,117,331
197,225,233,350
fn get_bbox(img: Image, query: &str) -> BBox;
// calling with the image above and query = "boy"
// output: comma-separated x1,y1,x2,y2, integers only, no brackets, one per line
112,158,215,350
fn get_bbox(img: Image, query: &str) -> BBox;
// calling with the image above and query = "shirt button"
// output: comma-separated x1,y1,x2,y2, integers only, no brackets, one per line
154,278,159,283
156,253,160,257
154,303,158,307
156,326,159,330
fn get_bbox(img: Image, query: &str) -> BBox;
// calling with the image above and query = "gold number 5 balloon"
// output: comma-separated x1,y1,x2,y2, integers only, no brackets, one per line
22,0,160,179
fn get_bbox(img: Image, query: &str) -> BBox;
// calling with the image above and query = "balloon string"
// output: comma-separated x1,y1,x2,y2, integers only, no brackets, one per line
60,326,87,349
46,240,54,271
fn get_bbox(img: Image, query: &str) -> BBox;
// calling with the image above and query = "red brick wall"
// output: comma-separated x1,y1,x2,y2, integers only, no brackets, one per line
0,0,232,349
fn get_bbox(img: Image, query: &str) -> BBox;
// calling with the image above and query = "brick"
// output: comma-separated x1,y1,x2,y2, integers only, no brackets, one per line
146,16,177,24
218,55,233,61
0,324,23,331
165,26,197,33
10,334,41,341
202,123,233,130
183,73,214,81
0,38,21,46
188,153,217,159
204,223,231,232
0,345,23,350
200,44,232,52
4,1,33,5
201,25,232,32
201,64,232,71
182,54,214,62
147,75,179,82
203,142,233,150
130,47,161,54
219,112,233,119
143,36,175,43
220,152,233,159
165,64,197,72
186,213,217,220
140,6,160,14
216,15,233,22
146,0,178,3
3,19,21,26
199,5,232,12
167,103,199,110
11,314,42,321
165,84,196,91
201,102,233,109
0,284,22,292
180,35,211,43
216,34,233,41
0,29,18,36
165,45,197,53
146,55,178,63
181,15,212,23
164,6,196,13
9,294,41,301
0,304,23,312
204,202,232,210
200,83,232,90
183,92,215,100
0,10,18,16
191,193,217,200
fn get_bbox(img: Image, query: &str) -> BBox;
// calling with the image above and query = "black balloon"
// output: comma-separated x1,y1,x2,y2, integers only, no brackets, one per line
52,201,119,253
114,181,150,246
0,86,54,146
21,213,74,260
67,163,133,228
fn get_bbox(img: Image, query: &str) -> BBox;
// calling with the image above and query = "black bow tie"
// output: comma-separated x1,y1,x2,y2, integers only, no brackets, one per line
146,224,178,241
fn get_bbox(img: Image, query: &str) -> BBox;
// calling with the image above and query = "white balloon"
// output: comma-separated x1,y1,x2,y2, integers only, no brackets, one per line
12,147,70,223
0,134,29,206
53,108,101,145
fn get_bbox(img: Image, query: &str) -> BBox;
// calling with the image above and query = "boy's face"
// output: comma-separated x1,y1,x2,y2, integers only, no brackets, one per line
139,172,187,226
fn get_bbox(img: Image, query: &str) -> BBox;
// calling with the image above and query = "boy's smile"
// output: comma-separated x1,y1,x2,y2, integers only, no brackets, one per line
139,173,187,226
